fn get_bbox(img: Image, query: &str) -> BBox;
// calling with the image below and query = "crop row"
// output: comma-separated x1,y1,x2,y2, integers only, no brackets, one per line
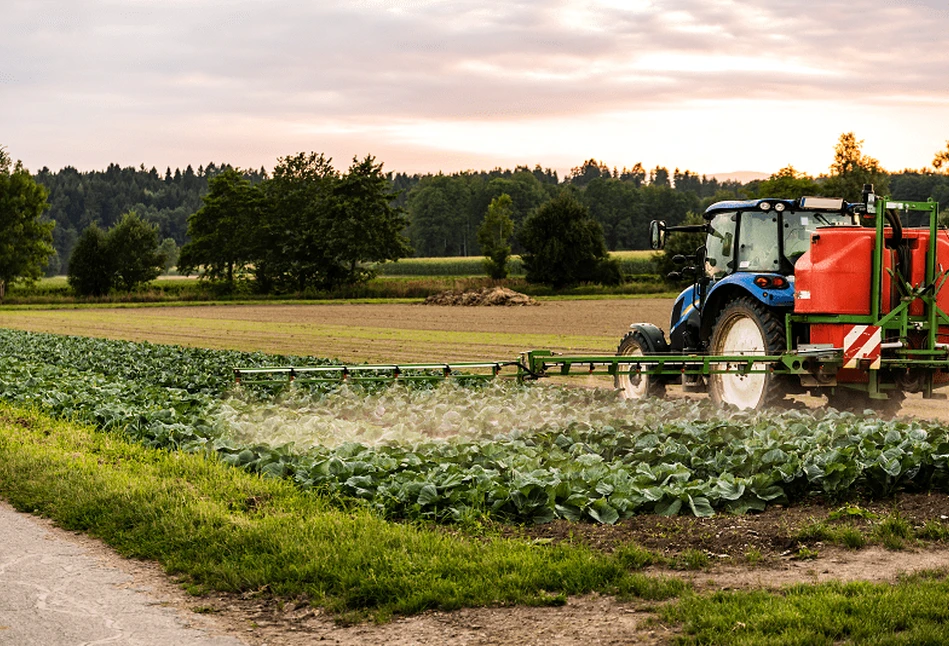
0,328,948,524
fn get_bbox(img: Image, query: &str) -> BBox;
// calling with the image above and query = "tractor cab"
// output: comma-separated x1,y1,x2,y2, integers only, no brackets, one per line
617,195,859,408
648,196,857,355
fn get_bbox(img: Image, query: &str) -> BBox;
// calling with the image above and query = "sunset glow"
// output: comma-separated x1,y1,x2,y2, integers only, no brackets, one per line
2,0,948,179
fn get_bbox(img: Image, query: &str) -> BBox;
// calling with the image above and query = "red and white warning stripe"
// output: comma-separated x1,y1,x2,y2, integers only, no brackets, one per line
843,325,881,370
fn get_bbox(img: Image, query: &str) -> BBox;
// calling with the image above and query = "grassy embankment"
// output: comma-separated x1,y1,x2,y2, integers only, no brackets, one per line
3,406,949,643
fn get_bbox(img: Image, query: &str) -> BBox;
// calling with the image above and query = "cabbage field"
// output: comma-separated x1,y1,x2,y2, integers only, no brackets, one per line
1,328,948,525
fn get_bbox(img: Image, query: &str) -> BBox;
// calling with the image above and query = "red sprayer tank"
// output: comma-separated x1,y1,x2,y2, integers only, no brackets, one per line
795,227,949,316
794,227,876,315
795,226,949,383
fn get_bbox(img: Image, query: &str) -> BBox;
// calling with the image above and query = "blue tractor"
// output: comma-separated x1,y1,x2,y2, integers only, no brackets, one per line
615,195,856,409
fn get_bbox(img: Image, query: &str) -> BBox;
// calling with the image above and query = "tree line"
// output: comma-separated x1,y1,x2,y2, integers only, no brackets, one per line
3,134,949,298
30,158,738,275
178,153,410,293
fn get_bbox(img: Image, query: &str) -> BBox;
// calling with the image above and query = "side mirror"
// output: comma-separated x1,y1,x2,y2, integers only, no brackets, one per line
649,220,666,250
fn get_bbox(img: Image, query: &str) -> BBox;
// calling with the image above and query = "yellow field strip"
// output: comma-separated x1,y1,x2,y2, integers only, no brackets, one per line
0,308,617,364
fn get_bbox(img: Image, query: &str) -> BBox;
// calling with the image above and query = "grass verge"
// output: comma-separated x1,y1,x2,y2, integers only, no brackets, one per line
0,405,685,621
663,571,949,645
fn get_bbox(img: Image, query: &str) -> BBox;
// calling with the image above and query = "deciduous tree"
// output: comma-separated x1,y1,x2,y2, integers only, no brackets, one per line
178,168,259,285
824,132,889,201
258,152,339,292
751,166,821,199
68,212,166,295
932,140,949,171
519,191,620,288
107,211,166,291
477,194,514,279
328,155,412,285
259,153,411,292
67,224,114,296
0,148,54,300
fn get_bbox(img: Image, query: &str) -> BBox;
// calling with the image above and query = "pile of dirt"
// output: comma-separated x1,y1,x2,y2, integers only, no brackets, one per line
423,286,539,306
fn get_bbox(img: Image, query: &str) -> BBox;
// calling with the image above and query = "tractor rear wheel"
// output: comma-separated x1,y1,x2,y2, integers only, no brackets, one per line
708,297,787,410
615,331,666,399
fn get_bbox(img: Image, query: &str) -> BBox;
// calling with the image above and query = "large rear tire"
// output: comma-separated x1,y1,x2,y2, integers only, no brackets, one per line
615,331,666,400
708,297,787,410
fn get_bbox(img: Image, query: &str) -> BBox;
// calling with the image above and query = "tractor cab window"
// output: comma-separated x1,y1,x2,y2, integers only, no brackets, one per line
737,211,780,272
705,211,736,279
782,210,853,266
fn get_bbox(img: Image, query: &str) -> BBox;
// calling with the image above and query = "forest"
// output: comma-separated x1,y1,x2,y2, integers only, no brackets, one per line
30,141,949,277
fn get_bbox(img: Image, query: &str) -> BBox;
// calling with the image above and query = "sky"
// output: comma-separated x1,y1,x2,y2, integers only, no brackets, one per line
3,0,949,181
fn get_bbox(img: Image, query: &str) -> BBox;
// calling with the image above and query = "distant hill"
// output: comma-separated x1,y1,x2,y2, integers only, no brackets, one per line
708,170,769,183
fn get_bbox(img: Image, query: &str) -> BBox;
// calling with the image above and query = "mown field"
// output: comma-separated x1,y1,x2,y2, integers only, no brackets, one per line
374,249,657,276
2,300,949,644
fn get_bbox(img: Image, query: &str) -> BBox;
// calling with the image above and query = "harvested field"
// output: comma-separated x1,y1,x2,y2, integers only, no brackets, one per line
0,299,670,363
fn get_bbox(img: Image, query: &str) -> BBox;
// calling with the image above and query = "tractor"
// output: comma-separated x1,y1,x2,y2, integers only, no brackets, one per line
616,186,949,413
235,187,949,415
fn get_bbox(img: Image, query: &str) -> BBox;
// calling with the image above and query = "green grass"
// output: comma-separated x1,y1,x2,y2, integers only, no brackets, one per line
4,271,670,305
376,251,657,277
0,404,686,620
662,573,949,645
791,508,949,553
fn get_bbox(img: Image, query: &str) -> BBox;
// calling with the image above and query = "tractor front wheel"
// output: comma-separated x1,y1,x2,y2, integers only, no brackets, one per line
615,331,666,399
708,297,787,410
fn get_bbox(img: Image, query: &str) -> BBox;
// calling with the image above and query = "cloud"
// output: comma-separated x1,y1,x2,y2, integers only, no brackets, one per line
2,0,948,174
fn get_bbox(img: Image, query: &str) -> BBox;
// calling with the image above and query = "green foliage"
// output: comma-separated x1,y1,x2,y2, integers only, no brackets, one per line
2,329,949,528
0,405,686,620
0,148,54,300
933,140,949,171
675,549,710,570
329,155,412,282
823,131,890,202
108,211,166,291
749,166,822,199
67,211,166,295
66,224,114,296
178,168,259,284
406,168,556,258
478,194,515,279
34,162,266,273
255,153,411,293
567,159,613,186
662,575,949,645
158,238,179,273
519,191,619,288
